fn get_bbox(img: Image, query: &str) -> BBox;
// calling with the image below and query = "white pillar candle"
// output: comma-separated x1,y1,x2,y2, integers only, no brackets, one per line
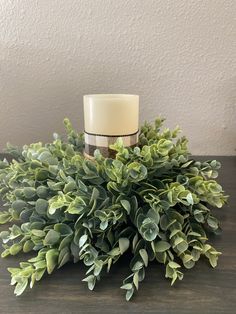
83,94,139,158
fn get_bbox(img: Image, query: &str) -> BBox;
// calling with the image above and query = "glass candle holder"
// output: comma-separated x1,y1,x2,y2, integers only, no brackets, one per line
83,94,139,158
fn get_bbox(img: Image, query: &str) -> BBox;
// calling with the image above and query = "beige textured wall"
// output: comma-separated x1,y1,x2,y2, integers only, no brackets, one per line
0,0,235,155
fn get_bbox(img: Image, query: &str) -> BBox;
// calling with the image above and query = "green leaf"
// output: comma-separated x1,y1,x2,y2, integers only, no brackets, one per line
171,271,178,286
0,230,9,243
168,261,181,269
23,240,34,253
34,260,46,270
100,220,108,230
108,247,120,257
20,208,32,222
186,193,194,205
0,212,11,224
209,254,218,268
138,267,145,282
31,229,46,237
35,169,48,181
23,187,36,199
11,224,22,237
140,218,159,241
132,261,143,271
182,254,195,269
63,181,77,193
155,241,171,252
176,241,188,254
12,200,27,211
133,272,139,289
35,268,46,281
90,187,100,202
58,250,70,268
94,260,103,276
126,287,134,301
46,249,59,274
79,235,88,248
119,238,130,254
44,230,60,246
174,237,188,254
82,275,96,290
1,249,10,258
120,200,131,214
9,243,22,255
8,267,20,276
132,233,138,251
120,283,133,290
48,201,63,215
35,199,48,215
207,216,219,230
54,223,73,236
77,179,88,192
14,278,28,296
59,234,73,251
36,186,49,198
139,249,148,267
194,210,205,223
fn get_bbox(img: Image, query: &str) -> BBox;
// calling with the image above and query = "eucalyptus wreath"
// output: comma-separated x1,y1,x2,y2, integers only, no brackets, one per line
0,118,227,300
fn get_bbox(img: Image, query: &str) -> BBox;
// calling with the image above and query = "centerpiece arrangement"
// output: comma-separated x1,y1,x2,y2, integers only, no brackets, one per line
0,95,227,300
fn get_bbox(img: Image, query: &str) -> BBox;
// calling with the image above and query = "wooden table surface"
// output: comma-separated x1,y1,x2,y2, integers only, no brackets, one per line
0,156,235,314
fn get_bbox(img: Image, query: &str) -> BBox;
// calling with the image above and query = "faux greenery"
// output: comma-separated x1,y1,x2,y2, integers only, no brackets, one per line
0,118,227,300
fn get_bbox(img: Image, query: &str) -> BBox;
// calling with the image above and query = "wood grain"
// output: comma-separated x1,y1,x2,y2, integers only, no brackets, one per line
0,156,235,314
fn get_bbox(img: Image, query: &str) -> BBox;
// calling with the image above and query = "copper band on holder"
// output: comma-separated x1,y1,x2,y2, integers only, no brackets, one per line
83,131,139,158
